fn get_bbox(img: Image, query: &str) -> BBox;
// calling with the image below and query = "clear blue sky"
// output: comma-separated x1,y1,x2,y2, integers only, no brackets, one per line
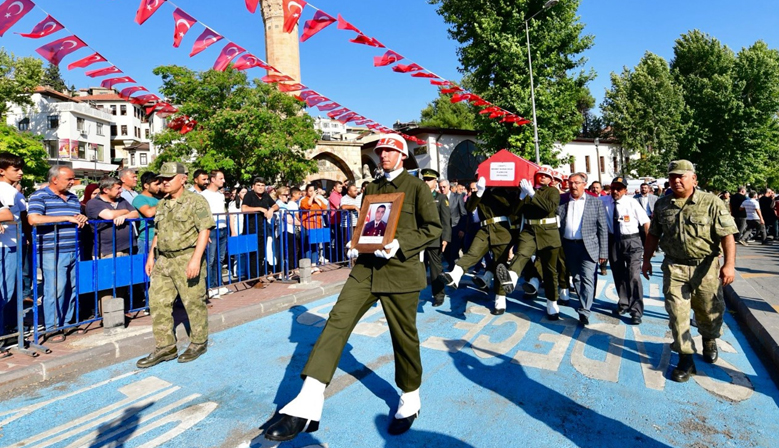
2,0,779,126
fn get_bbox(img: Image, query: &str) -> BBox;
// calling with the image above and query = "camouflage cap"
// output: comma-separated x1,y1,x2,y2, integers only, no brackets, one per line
156,162,188,178
668,159,695,175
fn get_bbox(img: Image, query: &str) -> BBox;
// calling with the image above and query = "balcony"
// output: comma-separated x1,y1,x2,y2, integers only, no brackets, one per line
56,103,113,122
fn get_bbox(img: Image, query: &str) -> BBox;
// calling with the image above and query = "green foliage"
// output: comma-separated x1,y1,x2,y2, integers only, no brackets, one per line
150,65,319,186
0,48,44,120
429,0,594,163
601,52,686,178
41,63,67,92
0,123,49,192
419,92,477,129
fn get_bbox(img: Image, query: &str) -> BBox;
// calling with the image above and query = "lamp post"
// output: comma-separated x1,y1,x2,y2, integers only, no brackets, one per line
594,137,602,185
525,0,558,165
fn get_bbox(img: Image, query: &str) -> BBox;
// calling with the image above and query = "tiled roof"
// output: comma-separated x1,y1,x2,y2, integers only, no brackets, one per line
77,93,125,102
34,86,77,102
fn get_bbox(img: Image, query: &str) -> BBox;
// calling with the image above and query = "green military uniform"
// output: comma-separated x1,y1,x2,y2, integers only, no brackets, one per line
148,188,215,348
302,169,441,391
650,188,738,355
425,188,451,302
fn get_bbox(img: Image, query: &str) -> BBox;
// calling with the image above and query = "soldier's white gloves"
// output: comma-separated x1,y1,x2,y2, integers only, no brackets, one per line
346,241,359,259
374,239,399,259
476,177,487,198
520,179,535,198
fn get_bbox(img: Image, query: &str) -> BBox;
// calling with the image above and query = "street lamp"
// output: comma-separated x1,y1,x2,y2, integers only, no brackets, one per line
594,137,602,185
525,0,558,164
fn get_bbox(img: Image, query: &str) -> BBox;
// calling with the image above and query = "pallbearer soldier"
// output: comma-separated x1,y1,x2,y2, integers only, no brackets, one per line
422,169,451,307
642,160,738,382
496,165,562,319
137,162,214,368
264,134,441,441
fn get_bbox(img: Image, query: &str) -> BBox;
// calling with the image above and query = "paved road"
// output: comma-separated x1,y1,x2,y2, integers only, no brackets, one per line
1,255,777,448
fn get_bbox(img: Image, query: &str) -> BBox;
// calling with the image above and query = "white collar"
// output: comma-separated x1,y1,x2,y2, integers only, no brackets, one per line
384,168,404,181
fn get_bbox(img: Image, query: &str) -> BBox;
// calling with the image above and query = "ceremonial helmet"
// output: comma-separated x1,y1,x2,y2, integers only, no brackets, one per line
374,134,409,158
535,165,555,179
552,170,564,182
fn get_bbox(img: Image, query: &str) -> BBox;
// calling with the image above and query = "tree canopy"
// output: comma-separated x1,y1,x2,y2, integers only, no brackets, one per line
150,65,319,185
419,91,476,130
41,63,67,93
0,123,49,192
0,48,44,120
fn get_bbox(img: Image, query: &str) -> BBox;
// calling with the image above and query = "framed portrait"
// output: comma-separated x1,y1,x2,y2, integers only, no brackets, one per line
352,192,405,253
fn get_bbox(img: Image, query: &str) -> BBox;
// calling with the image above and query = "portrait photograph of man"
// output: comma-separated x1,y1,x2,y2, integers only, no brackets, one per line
359,203,390,243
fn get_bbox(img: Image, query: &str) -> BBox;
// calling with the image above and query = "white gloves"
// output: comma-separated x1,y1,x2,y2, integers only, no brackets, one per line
520,179,535,198
374,239,399,259
345,241,359,259
476,177,486,198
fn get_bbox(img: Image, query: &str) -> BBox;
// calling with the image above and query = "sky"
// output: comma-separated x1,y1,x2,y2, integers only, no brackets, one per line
2,0,779,127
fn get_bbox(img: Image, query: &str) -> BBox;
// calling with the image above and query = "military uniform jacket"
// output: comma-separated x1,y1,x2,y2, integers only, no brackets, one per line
465,188,520,247
351,170,442,293
519,185,561,250
430,190,451,248
155,189,216,254
649,189,738,263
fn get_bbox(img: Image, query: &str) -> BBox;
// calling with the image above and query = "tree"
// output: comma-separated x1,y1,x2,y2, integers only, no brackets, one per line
419,92,477,129
0,48,44,120
41,63,67,92
151,65,319,185
601,52,686,178
0,123,49,192
429,0,594,163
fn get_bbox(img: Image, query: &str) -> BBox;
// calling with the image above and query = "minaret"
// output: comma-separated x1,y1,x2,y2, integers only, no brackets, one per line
260,0,302,83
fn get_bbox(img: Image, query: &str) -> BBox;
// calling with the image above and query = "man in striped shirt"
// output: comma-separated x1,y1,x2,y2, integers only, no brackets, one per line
27,166,88,342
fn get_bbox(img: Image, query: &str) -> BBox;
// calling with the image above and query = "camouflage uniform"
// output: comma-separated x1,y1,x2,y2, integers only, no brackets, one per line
650,188,738,354
148,188,215,348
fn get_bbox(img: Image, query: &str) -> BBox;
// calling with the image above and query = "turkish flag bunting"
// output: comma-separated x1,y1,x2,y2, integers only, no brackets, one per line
479,106,501,114
262,74,294,84
305,96,328,107
472,99,491,106
411,72,439,79
0,0,34,37
85,66,122,78
213,42,245,71
317,102,340,111
336,112,358,124
131,94,160,105
168,115,187,130
466,94,484,104
190,28,223,57
430,80,451,86
373,50,403,67
441,86,463,94
300,10,335,43
353,119,372,126
367,123,382,130
147,102,177,115
298,90,320,100
67,53,106,70
392,63,424,73
18,15,64,39
135,0,166,25
245,0,259,13
120,86,148,98
278,83,306,92
489,110,508,119
180,118,197,134
233,54,274,71
337,14,361,33
282,0,307,33
172,8,196,48
327,107,350,118
36,35,87,66
451,93,478,103
350,34,384,48
101,76,136,89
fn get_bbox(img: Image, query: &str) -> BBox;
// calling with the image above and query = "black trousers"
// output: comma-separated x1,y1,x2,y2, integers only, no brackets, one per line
425,246,445,300
608,234,644,318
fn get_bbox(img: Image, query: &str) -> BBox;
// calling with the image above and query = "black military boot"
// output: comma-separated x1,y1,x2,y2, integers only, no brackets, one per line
671,354,697,382
136,345,178,369
702,338,718,363
178,340,208,363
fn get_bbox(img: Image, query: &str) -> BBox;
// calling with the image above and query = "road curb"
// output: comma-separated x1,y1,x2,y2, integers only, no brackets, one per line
0,280,346,396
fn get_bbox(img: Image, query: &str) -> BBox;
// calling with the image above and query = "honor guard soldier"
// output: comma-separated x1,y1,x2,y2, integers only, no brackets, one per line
264,134,441,441
137,162,214,369
422,169,451,306
642,160,738,382
496,165,562,319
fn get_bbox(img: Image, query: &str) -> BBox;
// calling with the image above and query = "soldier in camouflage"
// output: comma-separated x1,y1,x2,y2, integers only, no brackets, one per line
642,160,738,383
136,162,215,369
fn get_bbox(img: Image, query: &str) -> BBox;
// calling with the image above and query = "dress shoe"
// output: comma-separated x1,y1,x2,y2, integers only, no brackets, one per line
491,308,505,315
265,414,319,442
546,299,560,321
612,306,628,316
495,264,515,294
136,345,177,369
671,354,697,382
178,341,208,363
630,315,642,325
702,338,718,363
557,299,571,307
522,277,540,295
432,297,445,307
388,412,418,435
579,313,589,326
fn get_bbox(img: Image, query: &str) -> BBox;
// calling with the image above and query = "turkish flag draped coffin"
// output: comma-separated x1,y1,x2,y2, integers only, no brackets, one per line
476,149,539,187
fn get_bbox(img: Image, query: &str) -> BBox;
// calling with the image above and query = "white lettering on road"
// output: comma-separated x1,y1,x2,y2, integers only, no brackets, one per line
571,323,626,382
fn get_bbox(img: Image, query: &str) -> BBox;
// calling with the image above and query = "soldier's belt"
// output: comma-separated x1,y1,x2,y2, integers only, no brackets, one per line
666,255,715,266
481,216,510,227
524,217,557,226
160,247,195,257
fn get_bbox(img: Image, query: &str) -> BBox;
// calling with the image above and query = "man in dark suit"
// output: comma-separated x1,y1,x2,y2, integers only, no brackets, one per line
441,179,466,266
730,186,748,243
362,205,387,236
558,172,608,325
422,169,451,306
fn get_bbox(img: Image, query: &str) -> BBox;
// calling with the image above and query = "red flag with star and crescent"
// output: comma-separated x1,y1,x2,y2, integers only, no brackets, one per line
300,10,335,43
85,66,122,78
101,76,136,89
373,50,403,67
172,8,196,48
232,54,274,71
190,28,223,57
18,15,63,39
0,0,34,37
120,86,148,99
135,0,166,25
213,42,245,71
36,35,88,66
282,0,306,33
67,53,106,70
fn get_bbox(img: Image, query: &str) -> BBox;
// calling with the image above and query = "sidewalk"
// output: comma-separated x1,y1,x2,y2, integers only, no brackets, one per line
0,264,350,395
724,241,779,381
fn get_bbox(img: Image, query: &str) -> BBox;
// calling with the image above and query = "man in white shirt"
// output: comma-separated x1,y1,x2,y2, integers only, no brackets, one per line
200,170,227,295
0,152,26,350
739,191,767,245
600,176,650,325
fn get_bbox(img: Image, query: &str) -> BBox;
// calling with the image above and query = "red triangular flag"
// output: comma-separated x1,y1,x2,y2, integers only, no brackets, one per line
0,0,34,37
85,66,122,78
327,107,350,118
349,34,384,48
278,83,306,92
317,102,340,111
373,50,403,67
101,77,136,89
262,74,294,83
233,54,274,71
213,42,245,71
245,0,259,13
411,72,439,79
300,10,335,43
172,8,196,48
67,53,106,70
36,35,87,66
190,28,223,57
120,86,148,98
392,63,424,73
282,0,307,33
337,14,361,33
18,15,63,39
135,0,166,25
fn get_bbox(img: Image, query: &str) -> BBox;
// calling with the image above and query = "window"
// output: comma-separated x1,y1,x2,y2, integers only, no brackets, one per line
110,105,116,115
599,156,605,173
130,153,135,166
77,117,86,133
135,127,140,138
120,105,127,116
96,123,104,136
111,125,117,136
47,115,59,129
96,145,104,162
569,162,575,174
613,157,618,173
144,129,150,139
121,125,127,135
140,153,147,165
17,118,29,131
585,155,591,173
78,143,86,160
